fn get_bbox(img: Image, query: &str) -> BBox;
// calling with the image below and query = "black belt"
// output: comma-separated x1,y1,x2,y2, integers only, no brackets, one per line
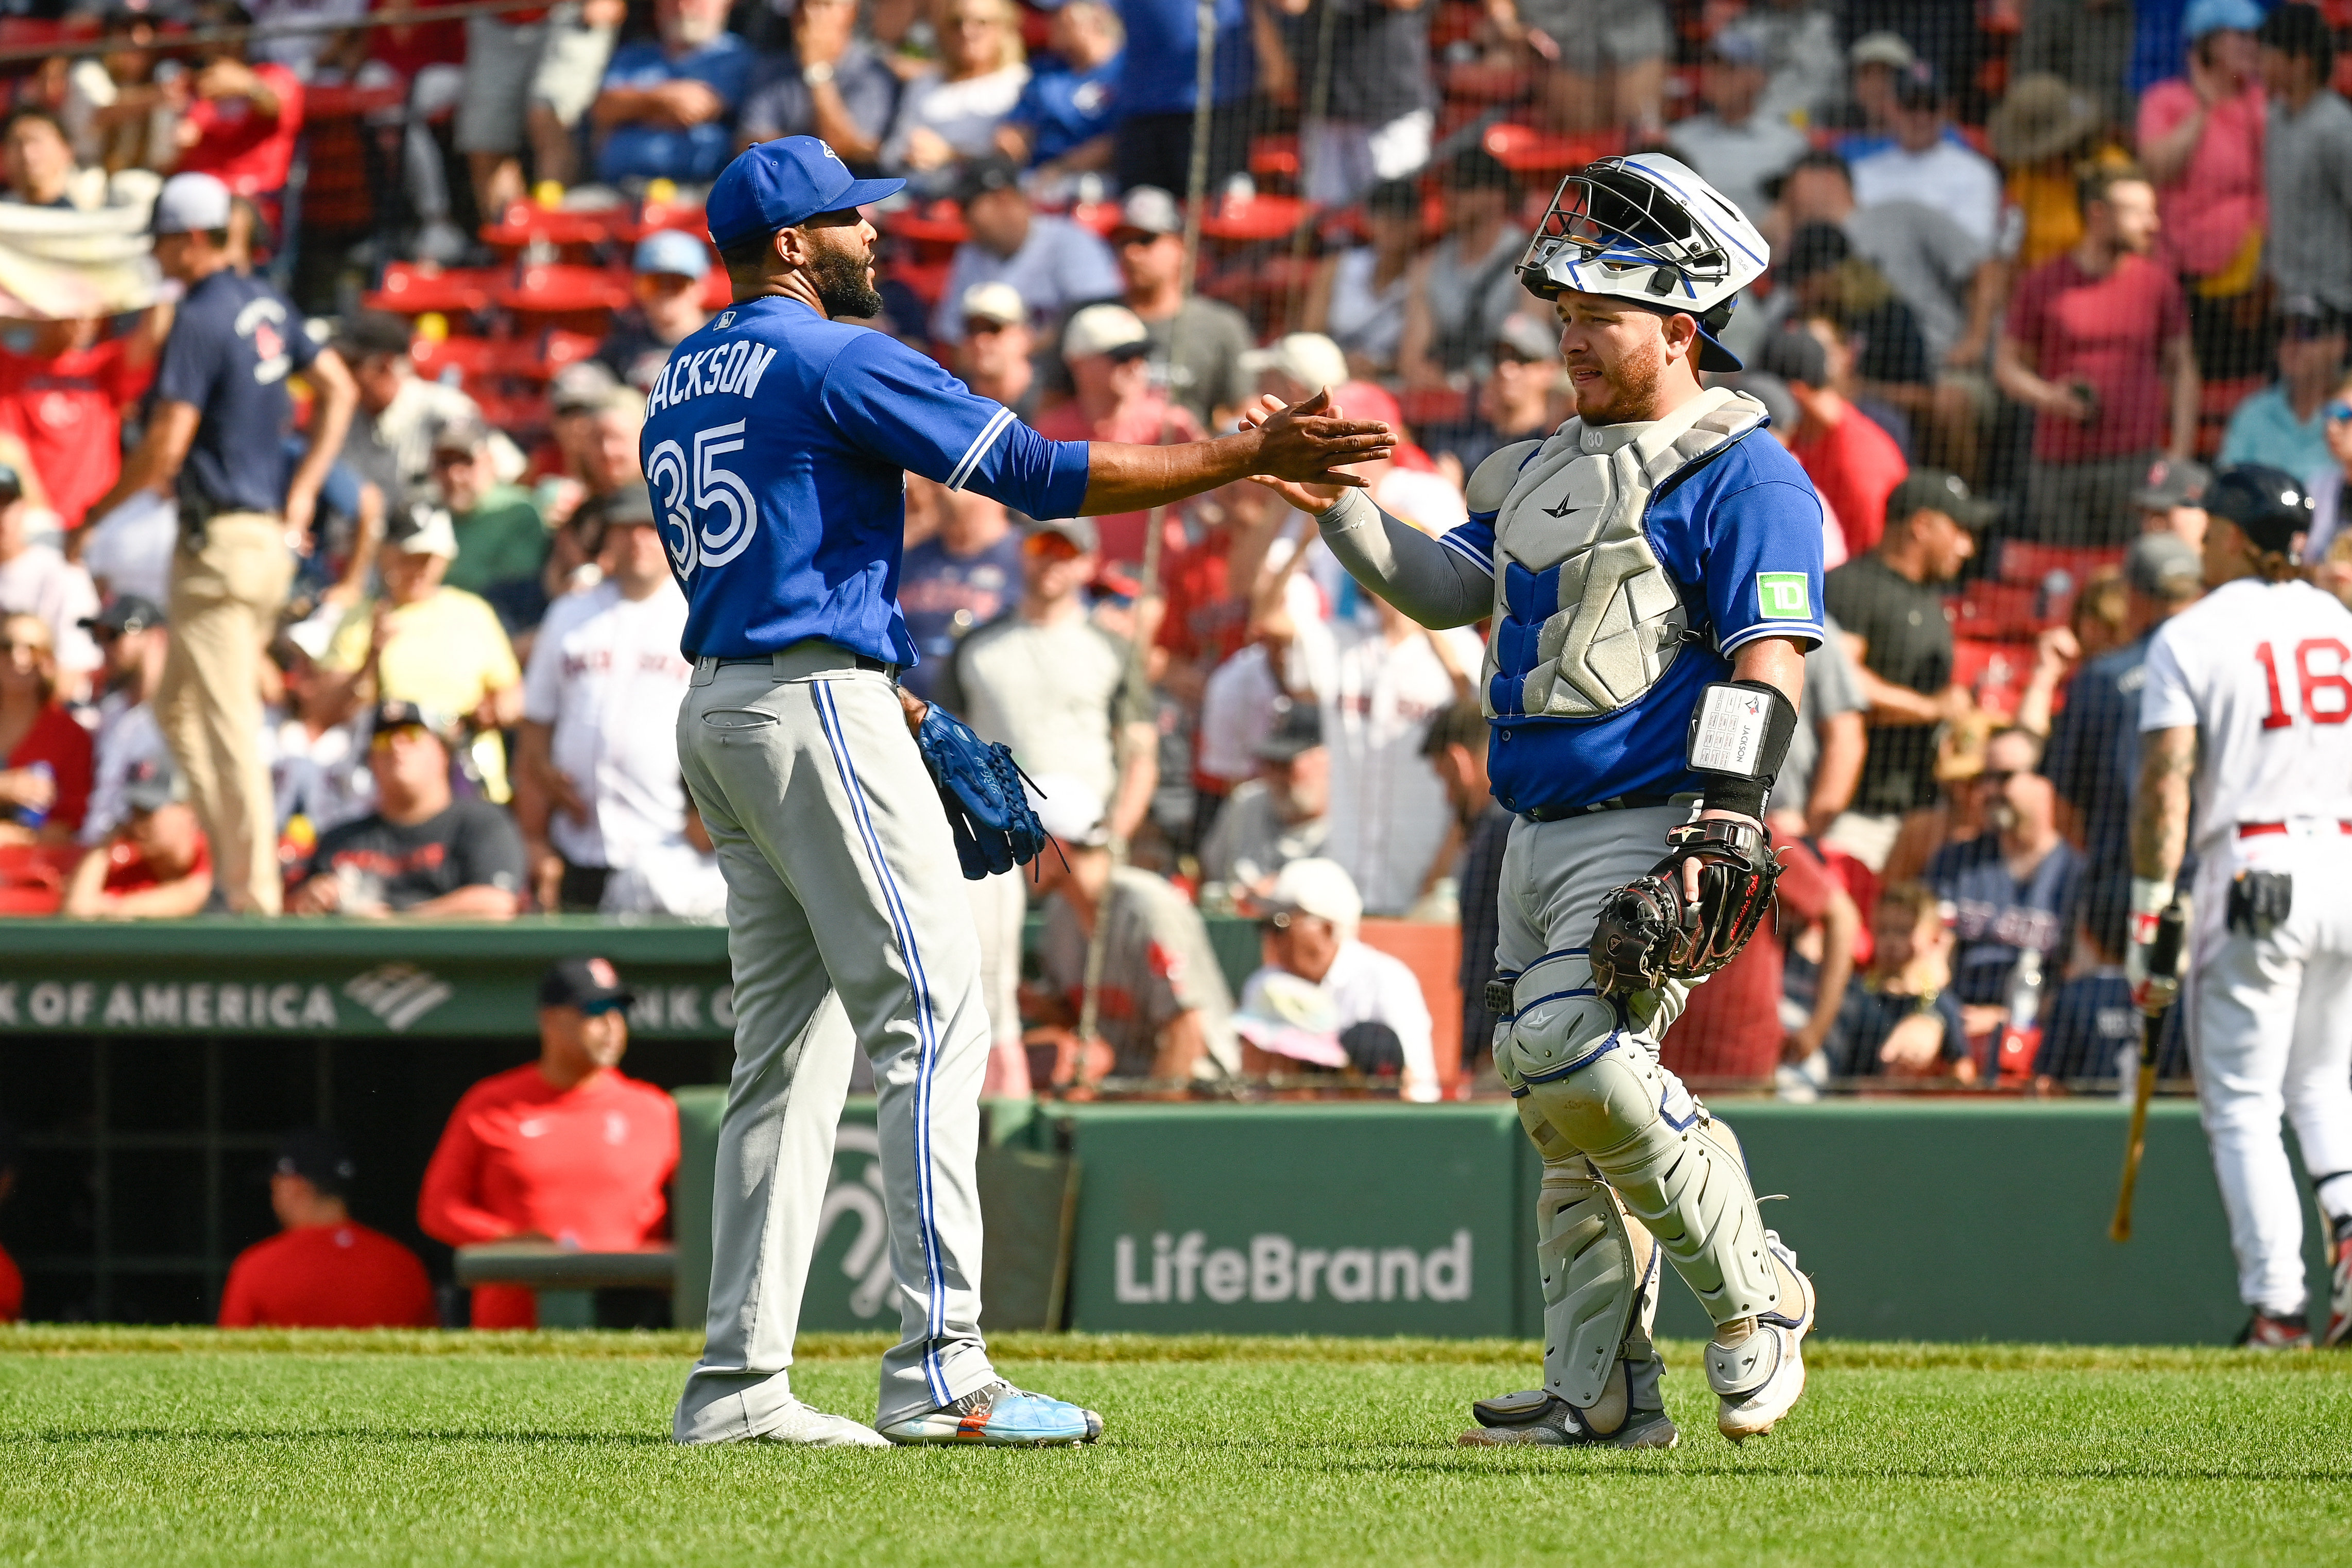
1517,792,1675,823
709,654,897,674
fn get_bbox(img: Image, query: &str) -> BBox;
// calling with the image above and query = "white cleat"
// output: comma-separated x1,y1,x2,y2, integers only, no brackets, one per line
1705,1231,1815,1443
746,1401,892,1449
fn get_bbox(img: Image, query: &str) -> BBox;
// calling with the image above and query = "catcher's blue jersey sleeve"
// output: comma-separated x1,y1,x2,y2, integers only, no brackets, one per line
642,296,1091,665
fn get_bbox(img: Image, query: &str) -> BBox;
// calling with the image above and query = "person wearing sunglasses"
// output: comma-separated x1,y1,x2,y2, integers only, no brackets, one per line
2216,297,2346,482
285,700,526,919
418,956,680,1330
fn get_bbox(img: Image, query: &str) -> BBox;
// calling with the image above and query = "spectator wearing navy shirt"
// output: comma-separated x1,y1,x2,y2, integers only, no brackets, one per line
1828,882,1975,1080
1112,0,1252,194
81,173,356,918
896,485,1023,705
1925,727,2084,1030
591,0,754,187
2039,531,2204,955
598,231,717,394
1000,0,1121,181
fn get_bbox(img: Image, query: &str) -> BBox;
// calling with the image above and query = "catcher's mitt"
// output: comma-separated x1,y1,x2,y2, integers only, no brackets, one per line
1588,818,1780,998
914,704,1049,880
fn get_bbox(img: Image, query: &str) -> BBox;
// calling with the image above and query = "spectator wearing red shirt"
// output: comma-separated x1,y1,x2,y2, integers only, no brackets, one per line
1756,320,1908,558
171,6,305,220
0,314,164,533
418,957,679,1329
61,756,212,919
219,1128,438,1330
1033,304,1204,564
0,611,93,846
1662,837,1856,1088
1997,165,2201,546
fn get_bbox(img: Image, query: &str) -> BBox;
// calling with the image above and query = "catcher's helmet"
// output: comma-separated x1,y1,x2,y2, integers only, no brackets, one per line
1517,152,1769,372
2206,463,2317,557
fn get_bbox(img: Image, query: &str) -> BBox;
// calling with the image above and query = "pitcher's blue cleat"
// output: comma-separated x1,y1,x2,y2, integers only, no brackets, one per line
879,1381,1103,1446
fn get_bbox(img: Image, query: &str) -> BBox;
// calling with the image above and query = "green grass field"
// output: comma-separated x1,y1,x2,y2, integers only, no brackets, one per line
2,1328,2346,1566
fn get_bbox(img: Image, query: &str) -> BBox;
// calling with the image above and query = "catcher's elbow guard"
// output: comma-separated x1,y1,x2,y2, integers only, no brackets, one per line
1685,679,1799,821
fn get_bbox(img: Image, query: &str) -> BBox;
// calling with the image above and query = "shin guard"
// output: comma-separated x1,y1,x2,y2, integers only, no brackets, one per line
1524,1044,1783,1325
1533,1156,1661,1410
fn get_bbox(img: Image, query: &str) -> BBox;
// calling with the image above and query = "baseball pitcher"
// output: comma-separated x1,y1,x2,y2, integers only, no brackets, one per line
2129,465,2352,1350
1249,155,1821,1448
652,137,1393,1447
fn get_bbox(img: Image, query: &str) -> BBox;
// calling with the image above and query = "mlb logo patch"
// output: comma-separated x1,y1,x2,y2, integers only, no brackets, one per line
716,310,736,330
1757,572,1811,619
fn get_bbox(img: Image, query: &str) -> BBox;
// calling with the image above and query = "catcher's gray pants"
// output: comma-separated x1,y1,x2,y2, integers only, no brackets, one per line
672,647,998,1440
1490,806,1788,1406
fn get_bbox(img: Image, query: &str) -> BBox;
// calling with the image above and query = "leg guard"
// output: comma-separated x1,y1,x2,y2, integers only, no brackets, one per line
1530,1149,1660,1411
1519,1038,1783,1325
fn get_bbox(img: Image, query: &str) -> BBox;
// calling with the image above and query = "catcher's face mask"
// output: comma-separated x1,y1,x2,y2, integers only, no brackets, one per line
1518,154,1767,373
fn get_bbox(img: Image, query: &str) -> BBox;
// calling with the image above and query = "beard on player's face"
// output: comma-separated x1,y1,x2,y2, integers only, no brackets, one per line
805,224,884,319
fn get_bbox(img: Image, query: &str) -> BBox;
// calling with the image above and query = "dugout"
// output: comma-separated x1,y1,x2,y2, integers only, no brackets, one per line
0,918,2331,1340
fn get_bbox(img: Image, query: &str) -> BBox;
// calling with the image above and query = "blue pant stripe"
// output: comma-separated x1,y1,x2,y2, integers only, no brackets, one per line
813,681,950,1406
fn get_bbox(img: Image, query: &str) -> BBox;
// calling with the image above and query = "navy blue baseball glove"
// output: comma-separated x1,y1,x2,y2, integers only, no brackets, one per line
914,704,1049,879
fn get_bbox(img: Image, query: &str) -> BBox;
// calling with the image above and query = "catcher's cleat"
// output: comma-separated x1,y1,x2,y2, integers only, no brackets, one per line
1460,1363,1678,1451
1706,1231,1814,1442
2240,1309,2314,1351
879,1381,1103,1446
2327,1221,2352,1349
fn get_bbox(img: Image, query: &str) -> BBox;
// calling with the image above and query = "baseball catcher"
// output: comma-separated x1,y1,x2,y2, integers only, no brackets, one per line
1245,153,1819,1448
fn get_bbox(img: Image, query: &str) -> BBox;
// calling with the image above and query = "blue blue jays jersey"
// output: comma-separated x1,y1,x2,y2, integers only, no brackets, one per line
640,296,1091,664
1437,429,1825,816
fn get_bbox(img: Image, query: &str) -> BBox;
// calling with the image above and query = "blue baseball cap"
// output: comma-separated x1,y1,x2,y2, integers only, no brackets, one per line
706,137,904,251
633,228,712,279
2185,0,2262,40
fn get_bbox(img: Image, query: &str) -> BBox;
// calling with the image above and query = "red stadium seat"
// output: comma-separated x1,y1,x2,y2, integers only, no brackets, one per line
1443,62,1532,104
1993,540,2123,590
304,82,406,119
1947,581,2048,641
889,201,971,246
1398,386,1470,430
480,202,628,249
1198,193,1309,242
364,263,497,317
888,256,953,306
626,200,708,240
408,335,496,384
1481,124,1626,179
1250,135,1300,181
1950,636,2035,716
493,264,632,314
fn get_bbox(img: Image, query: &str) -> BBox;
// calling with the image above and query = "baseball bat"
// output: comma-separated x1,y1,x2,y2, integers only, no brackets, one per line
2110,900,2187,1244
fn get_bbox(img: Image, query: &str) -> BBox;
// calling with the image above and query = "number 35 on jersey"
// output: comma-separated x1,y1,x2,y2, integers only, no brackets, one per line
648,421,757,579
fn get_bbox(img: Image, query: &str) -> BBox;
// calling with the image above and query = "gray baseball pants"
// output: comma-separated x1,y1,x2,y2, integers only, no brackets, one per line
672,645,998,1441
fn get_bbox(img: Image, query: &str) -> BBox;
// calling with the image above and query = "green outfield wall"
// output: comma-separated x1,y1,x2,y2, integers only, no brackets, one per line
675,1095,2330,1346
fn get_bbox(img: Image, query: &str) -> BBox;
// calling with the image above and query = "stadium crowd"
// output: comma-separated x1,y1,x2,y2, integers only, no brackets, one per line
4,0,2349,1113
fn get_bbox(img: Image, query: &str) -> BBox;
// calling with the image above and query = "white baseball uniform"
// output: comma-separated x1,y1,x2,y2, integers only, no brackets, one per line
2141,576,2352,1317
521,577,694,873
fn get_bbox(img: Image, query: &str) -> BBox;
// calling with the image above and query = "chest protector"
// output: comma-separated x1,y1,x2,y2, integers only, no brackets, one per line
1473,386,1767,720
